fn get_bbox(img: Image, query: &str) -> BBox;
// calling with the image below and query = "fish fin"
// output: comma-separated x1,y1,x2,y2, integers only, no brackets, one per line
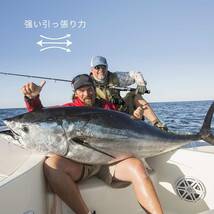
199,101,214,144
72,137,116,158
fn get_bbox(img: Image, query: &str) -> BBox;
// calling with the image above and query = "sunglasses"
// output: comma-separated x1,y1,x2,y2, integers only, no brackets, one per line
94,65,107,70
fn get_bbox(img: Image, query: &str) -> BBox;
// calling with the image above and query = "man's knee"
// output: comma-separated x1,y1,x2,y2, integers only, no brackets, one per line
44,155,63,170
125,93,149,112
125,158,148,177
43,155,62,179
43,155,83,180
134,95,148,107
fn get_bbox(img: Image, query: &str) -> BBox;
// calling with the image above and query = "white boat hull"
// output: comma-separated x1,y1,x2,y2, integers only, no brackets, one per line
1,137,214,214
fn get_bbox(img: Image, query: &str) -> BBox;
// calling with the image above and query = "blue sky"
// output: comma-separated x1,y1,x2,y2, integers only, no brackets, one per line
0,0,213,108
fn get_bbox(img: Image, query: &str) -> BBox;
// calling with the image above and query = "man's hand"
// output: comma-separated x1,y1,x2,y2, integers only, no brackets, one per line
21,80,46,99
132,106,144,120
154,121,168,132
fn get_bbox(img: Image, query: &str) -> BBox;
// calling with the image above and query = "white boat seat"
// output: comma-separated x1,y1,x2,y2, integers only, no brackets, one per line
47,170,157,214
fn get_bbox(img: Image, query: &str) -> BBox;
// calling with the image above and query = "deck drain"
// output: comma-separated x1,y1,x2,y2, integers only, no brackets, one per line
175,176,206,202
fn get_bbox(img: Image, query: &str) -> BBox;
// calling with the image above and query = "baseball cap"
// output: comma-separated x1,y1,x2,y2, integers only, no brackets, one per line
91,56,108,68
71,74,94,90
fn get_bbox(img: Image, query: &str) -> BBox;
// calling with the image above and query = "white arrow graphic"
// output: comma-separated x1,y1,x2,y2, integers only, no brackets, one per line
37,34,72,53
39,34,71,40
37,39,72,47
40,46,71,52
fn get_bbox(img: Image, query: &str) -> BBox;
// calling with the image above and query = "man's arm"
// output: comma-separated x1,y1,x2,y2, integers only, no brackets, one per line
21,81,46,112
24,95,43,112
115,71,147,94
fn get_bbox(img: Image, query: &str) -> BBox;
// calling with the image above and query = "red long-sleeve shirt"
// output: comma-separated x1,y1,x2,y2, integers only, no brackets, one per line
24,96,117,112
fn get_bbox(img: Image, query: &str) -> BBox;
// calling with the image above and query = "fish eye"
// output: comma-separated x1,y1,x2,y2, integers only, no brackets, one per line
22,126,29,133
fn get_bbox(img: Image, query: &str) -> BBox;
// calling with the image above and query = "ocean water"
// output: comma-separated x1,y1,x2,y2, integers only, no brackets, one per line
0,108,26,130
150,100,213,134
0,100,213,147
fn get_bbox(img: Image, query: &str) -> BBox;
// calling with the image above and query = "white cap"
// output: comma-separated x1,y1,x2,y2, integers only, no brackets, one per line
91,56,108,68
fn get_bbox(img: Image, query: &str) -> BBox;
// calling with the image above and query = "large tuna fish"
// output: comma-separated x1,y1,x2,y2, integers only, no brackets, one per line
1,102,214,164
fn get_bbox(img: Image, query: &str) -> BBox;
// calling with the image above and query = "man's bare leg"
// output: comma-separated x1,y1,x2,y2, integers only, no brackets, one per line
113,158,163,214
134,94,160,125
44,155,90,214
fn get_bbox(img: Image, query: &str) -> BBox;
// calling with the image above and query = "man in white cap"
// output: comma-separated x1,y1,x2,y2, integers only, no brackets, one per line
90,56,168,131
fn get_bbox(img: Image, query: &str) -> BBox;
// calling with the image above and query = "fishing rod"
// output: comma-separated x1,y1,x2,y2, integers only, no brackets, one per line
0,71,150,93
0,71,72,83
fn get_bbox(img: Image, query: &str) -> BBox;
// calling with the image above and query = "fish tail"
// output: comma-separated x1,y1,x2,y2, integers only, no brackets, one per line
199,101,214,144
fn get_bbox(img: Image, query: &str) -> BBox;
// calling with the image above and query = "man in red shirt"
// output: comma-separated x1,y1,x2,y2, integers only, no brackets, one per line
23,74,117,112
22,74,163,214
